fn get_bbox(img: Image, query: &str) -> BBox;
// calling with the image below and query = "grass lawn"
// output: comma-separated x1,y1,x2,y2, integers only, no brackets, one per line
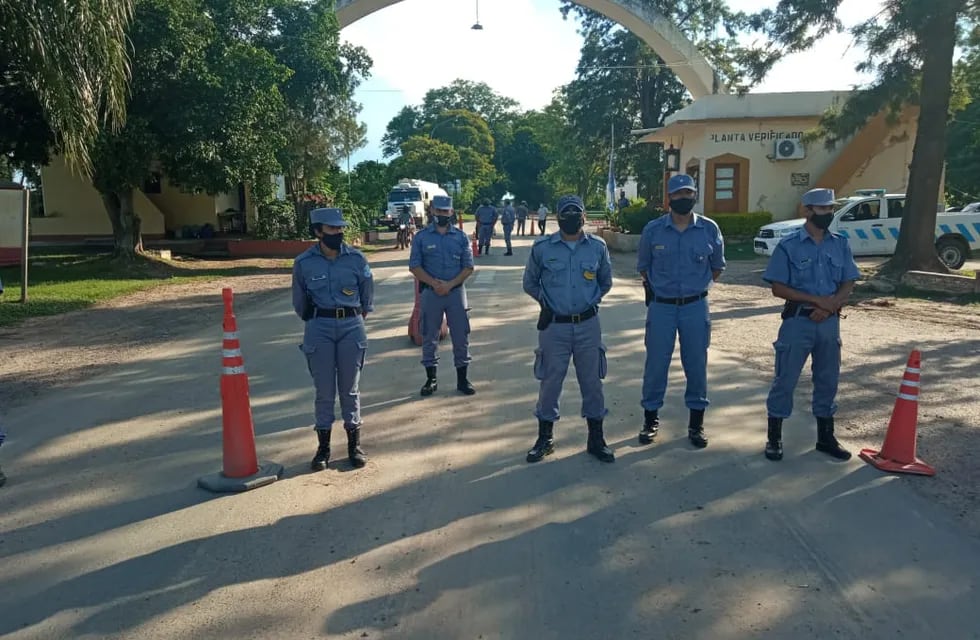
725,239,760,261
0,248,288,327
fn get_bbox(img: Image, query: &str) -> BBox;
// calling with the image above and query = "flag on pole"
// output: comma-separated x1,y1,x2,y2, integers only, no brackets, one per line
606,123,616,212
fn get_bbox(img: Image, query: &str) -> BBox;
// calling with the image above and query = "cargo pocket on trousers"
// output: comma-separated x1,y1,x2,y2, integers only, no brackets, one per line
773,341,788,379
356,340,368,370
299,343,316,377
533,348,545,380
598,343,608,380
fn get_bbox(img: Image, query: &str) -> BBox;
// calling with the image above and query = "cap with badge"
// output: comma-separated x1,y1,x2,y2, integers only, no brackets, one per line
309,208,348,227
667,173,697,195
432,195,453,210
801,188,835,207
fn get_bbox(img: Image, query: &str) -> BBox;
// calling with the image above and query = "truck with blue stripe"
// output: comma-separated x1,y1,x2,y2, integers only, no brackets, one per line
753,189,980,269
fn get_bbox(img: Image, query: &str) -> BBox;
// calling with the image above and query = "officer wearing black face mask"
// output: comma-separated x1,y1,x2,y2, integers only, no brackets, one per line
761,188,860,462
636,173,725,449
292,208,375,472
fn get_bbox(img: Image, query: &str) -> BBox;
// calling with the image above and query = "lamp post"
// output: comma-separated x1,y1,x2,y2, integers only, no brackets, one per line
471,0,483,30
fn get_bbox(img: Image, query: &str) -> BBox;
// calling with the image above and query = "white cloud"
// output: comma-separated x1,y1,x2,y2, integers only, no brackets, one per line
343,0,883,165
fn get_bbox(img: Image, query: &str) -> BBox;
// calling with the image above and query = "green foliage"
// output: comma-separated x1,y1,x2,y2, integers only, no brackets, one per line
254,200,302,240
619,204,665,235
348,160,391,213
947,38,980,206
710,212,773,239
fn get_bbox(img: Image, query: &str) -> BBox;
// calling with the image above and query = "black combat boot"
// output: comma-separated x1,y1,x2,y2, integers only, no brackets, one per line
310,429,331,471
765,417,784,461
346,427,367,468
526,420,555,463
456,366,476,395
420,366,438,396
815,417,851,460
688,409,708,448
587,419,615,463
639,410,659,445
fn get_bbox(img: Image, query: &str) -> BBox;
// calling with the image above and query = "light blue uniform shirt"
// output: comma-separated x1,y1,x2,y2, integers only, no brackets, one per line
475,206,498,225
292,244,375,315
501,206,516,226
409,224,474,281
763,227,860,296
524,233,613,316
636,213,726,298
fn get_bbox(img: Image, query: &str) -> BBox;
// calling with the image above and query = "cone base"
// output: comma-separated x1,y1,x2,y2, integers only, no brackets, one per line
859,448,935,477
198,461,284,493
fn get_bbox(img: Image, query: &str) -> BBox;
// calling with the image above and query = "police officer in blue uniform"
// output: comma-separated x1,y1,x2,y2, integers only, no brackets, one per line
523,195,614,464
475,199,498,255
293,208,374,471
501,199,516,255
409,195,476,396
763,188,859,461
636,174,725,449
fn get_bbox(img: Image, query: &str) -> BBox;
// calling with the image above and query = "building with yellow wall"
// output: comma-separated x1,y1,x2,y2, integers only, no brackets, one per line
636,91,919,220
34,156,255,241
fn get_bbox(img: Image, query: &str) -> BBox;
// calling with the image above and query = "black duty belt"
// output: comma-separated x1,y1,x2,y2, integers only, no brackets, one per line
553,306,598,324
651,291,708,306
314,306,362,319
419,282,462,292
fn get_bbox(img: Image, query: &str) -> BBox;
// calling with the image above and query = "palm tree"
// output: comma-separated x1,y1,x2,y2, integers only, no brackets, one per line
0,0,133,173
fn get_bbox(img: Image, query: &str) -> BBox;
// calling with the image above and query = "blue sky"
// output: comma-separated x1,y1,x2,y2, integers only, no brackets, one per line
340,0,882,166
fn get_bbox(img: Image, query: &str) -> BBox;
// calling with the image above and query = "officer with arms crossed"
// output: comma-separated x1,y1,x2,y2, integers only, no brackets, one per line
523,195,615,464
636,173,725,449
293,208,374,471
762,188,859,461
409,195,477,397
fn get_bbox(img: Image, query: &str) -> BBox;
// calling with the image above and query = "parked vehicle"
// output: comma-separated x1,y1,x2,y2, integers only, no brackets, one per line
378,179,448,231
754,189,980,269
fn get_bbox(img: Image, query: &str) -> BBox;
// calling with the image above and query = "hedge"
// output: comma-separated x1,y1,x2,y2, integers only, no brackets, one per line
709,212,773,238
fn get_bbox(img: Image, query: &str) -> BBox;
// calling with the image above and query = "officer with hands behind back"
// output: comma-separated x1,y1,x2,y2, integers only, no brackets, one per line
293,208,374,472
523,195,615,464
762,188,859,462
409,195,477,397
636,173,725,449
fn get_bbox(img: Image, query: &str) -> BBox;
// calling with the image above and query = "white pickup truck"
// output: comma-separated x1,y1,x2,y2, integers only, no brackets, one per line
753,189,980,269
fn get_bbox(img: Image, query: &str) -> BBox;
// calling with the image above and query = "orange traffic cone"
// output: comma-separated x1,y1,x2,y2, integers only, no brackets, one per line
859,350,935,476
472,231,480,258
408,280,449,345
198,288,283,492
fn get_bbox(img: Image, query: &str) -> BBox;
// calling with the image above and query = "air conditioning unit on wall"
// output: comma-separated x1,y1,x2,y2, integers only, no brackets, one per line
773,139,806,160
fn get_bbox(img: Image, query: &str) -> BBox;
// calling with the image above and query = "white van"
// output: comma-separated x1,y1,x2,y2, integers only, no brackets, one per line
753,189,980,269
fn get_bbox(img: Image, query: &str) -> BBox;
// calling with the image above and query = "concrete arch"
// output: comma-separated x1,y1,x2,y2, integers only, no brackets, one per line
335,0,726,98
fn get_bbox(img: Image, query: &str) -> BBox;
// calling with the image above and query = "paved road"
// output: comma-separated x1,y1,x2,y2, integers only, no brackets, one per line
1,227,979,639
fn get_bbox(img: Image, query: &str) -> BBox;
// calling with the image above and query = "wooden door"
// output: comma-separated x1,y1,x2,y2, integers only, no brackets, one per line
712,164,740,214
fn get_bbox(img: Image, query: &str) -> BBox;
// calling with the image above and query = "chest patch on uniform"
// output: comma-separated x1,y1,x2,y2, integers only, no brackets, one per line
799,258,811,265
584,270,596,280
426,244,436,250
342,288,355,296
654,244,665,250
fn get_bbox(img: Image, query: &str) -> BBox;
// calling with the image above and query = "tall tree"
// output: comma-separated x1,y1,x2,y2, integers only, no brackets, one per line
381,106,422,157
420,79,520,127
756,0,978,274
91,0,289,257
946,34,980,207
0,0,133,172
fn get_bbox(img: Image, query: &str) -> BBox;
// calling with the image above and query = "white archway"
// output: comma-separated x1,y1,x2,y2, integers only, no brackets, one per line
335,0,726,98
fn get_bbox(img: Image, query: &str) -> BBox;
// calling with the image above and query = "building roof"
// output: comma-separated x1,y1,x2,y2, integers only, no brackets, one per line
663,91,852,125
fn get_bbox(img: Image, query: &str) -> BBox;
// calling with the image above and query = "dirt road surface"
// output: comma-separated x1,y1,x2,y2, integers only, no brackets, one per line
1,227,978,639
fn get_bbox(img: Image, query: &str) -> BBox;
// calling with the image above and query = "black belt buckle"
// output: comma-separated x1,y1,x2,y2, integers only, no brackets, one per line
335,308,345,319
571,313,582,323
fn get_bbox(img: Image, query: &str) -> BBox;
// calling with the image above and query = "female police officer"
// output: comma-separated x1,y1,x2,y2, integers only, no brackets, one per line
523,195,614,464
762,188,859,461
293,208,374,471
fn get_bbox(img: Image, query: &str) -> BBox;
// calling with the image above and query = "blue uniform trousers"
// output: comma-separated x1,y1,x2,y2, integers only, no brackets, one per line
300,316,367,431
533,315,608,422
766,315,841,418
421,286,471,368
478,224,494,251
502,224,514,252
641,298,711,411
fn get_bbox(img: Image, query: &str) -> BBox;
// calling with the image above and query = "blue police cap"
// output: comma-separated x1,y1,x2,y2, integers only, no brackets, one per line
667,173,697,195
309,208,347,227
557,195,585,215
801,188,835,207
432,195,453,210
